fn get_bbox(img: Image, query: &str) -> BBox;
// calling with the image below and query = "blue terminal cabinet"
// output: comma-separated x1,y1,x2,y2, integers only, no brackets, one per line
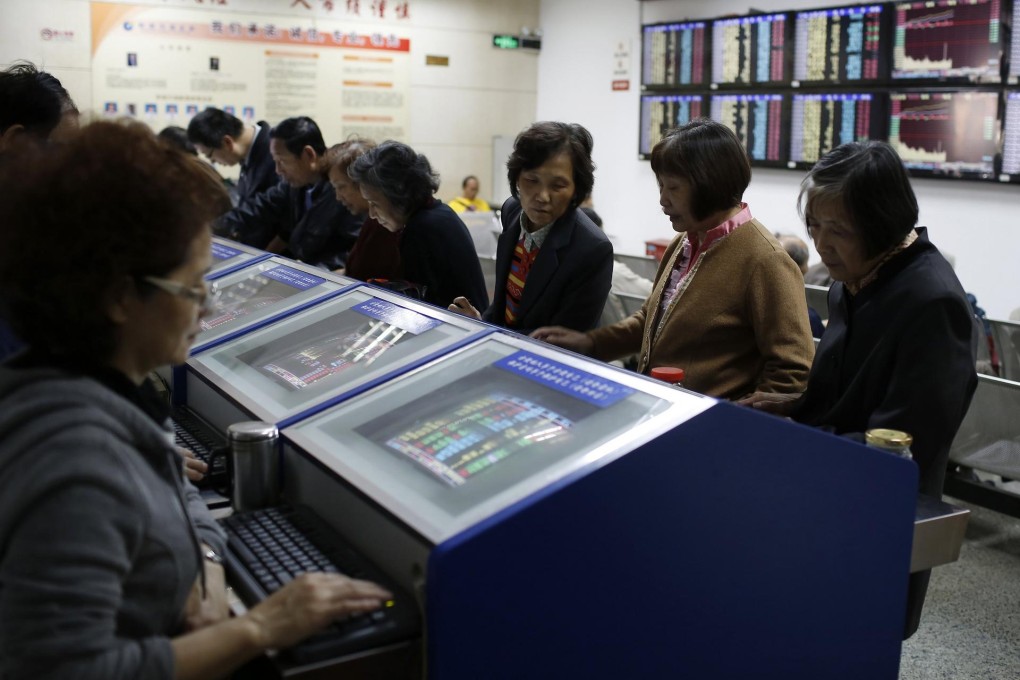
281,332,917,679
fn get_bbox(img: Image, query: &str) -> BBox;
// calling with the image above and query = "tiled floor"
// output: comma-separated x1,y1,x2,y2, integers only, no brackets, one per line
899,499,1020,679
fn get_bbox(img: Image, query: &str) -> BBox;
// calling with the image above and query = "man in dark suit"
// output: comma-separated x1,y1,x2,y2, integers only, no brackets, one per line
188,107,277,213
217,116,362,270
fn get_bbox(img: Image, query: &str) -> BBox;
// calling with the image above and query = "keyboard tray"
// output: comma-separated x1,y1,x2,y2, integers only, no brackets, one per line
220,505,420,664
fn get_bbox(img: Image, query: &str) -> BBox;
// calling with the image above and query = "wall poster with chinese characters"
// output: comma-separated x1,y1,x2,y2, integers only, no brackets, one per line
89,1,411,145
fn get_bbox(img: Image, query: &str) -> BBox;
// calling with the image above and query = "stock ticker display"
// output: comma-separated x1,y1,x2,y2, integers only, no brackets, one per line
640,0,1020,182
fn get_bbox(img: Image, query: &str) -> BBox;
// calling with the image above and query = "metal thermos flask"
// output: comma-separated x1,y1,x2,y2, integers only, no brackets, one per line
227,421,280,511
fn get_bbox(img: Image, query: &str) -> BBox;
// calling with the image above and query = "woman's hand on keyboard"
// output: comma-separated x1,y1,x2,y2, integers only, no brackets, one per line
178,447,209,483
182,556,230,631
246,572,393,650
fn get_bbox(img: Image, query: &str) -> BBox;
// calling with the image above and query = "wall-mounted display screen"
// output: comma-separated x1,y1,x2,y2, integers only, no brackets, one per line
640,94,707,158
790,92,887,166
642,21,709,87
710,93,789,164
888,90,999,178
793,4,887,84
711,13,790,86
284,334,714,543
1000,91,1020,176
891,0,1002,82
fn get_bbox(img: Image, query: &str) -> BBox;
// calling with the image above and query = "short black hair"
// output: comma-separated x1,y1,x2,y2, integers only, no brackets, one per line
462,175,478,188
799,141,918,260
650,119,750,221
158,126,198,155
0,62,65,138
348,140,440,219
270,116,326,156
186,107,243,148
507,121,594,209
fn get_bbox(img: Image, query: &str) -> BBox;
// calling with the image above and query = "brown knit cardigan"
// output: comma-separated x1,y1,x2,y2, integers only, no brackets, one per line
588,219,814,400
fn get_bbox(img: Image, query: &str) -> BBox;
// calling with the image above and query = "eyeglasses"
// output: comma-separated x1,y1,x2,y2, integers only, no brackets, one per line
141,275,221,310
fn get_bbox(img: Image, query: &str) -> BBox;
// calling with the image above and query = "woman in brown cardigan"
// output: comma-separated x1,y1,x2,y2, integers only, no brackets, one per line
532,119,813,400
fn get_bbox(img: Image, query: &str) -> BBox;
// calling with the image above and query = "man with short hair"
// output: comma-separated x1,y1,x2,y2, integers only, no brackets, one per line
218,116,362,270
0,62,74,152
187,107,277,211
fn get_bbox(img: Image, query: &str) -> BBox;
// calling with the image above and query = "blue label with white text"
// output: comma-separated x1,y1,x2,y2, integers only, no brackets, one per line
494,351,634,408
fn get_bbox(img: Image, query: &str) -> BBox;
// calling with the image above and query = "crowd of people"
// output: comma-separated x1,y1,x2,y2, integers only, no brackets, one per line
0,60,982,676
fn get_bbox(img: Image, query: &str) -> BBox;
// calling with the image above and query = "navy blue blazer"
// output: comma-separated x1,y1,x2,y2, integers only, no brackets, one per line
483,197,613,334
401,200,488,311
793,228,978,497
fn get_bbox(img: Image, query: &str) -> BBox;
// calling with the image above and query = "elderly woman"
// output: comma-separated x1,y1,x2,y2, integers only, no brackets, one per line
742,141,978,639
0,122,390,679
348,140,488,310
533,119,813,400
449,122,613,333
322,137,403,281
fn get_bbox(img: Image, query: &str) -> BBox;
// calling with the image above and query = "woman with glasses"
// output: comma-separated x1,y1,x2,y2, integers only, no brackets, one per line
0,122,391,679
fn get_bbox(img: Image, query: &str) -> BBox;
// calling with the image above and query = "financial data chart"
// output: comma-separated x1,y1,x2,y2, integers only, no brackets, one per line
640,94,706,157
793,4,885,83
892,0,1002,81
1001,91,1020,174
711,14,789,86
642,22,708,87
710,93,788,163
790,93,884,165
888,90,999,176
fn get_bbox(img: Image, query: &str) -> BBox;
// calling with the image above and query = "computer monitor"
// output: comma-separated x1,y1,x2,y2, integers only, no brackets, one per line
283,333,713,543
999,90,1020,180
193,257,354,353
1011,0,1020,83
641,21,710,88
711,13,791,87
792,4,889,85
789,92,887,167
186,287,488,425
888,89,1000,179
710,92,790,165
891,0,1003,83
639,94,707,158
209,237,265,276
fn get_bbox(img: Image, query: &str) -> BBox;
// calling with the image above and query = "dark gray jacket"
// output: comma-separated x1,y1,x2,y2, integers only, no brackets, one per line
0,366,226,680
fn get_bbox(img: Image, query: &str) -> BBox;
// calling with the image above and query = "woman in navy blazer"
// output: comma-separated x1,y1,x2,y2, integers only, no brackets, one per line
449,122,612,334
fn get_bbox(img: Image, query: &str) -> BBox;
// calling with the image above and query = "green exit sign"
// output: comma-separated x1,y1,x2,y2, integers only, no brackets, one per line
493,34,520,49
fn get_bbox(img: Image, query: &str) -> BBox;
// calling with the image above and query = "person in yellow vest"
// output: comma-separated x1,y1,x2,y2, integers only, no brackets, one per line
448,175,491,213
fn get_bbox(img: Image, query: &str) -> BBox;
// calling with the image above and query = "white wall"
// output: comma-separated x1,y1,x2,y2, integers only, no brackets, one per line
0,0,539,205
537,0,1020,319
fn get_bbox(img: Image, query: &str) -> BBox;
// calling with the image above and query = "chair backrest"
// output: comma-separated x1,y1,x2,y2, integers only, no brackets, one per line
949,373,1020,480
804,284,830,320
615,291,647,317
989,318,1020,382
478,255,497,302
613,253,659,282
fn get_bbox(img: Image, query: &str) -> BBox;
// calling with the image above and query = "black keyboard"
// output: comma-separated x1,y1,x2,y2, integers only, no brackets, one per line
220,505,420,664
170,406,228,487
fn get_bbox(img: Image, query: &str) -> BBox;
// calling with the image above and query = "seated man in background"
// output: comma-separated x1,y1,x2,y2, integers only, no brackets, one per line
448,174,491,213
776,232,826,339
188,106,278,212
218,116,362,270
